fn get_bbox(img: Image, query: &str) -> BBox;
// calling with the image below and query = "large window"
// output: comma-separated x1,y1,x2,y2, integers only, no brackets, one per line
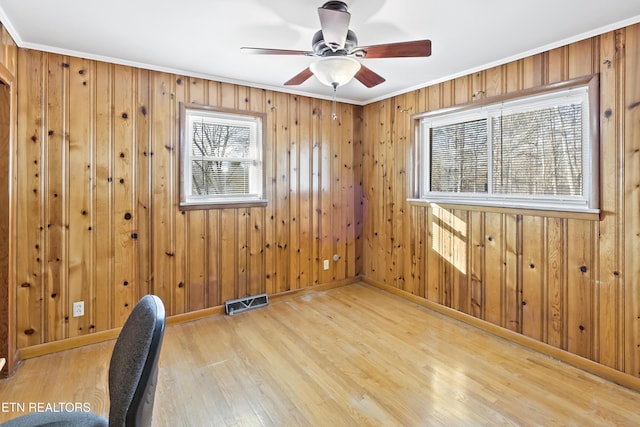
412,75,599,213
180,103,266,208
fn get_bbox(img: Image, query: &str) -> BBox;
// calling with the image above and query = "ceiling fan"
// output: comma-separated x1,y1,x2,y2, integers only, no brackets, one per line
240,1,432,90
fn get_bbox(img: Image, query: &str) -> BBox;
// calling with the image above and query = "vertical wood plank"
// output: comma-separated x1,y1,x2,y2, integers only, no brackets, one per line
425,205,441,303
345,106,358,279
67,57,93,338
310,97,322,286
484,213,503,326
298,96,312,287
334,102,349,281
319,99,333,284
0,32,16,371
522,53,545,89
136,69,151,300
469,211,484,318
440,207,453,307
400,93,416,294
408,205,425,297
505,60,523,93
44,53,66,341
149,72,175,313
16,49,45,348
93,61,113,332
289,95,301,289
568,38,597,78
112,64,136,326
275,91,290,291
546,217,566,348
522,216,545,341
247,207,264,297
566,219,594,359
360,101,374,280
382,99,395,288
484,65,504,98
220,209,237,303
172,77,187,315
394,96,410,291
504,214,521,332
353,105,363,277
453,209,469,315
596,29,623,370
624,24,640,377
547,46,568,84
207,210,221,307
0,25,17,75
264,91,277,294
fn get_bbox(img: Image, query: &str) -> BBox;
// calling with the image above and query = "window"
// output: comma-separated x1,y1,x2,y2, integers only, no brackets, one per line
179,103,266,208
412,75,599,213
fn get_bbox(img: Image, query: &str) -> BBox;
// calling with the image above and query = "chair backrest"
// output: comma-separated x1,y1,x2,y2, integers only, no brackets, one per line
107,295,166,427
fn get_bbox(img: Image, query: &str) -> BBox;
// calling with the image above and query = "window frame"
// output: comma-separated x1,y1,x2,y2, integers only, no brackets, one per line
410,74,600,214
179,103,267,209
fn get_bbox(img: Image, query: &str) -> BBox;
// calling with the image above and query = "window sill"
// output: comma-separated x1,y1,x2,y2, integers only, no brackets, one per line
407,198,601,221
180,199,268,210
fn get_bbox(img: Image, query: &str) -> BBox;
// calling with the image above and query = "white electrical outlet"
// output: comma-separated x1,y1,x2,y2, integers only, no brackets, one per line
73,301,84,317
323,259,329,270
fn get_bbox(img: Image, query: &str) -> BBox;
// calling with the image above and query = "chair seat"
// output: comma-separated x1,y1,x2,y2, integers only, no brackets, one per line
1,410,108,426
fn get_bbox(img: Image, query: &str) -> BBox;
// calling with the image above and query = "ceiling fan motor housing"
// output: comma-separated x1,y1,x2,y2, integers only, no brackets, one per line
312,29,358,56
321,1,349,12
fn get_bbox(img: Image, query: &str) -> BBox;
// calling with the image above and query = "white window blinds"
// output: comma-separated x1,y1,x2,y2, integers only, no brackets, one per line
492,103,583,196
415,77,598,213
180,104,265,207
190,121,253,196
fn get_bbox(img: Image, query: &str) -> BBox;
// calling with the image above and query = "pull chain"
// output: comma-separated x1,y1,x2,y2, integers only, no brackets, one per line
331,82,338,120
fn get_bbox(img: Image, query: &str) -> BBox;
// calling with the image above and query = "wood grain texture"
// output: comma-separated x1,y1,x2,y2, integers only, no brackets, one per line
0,24,17,76
0,25,17,376
0,80,11,373
624,24,640,378
361,23,640,378
1,284,640,426
13,51,360,349
0,59,15,376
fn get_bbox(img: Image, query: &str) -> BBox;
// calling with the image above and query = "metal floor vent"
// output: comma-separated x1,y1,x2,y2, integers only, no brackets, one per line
225,293,268,315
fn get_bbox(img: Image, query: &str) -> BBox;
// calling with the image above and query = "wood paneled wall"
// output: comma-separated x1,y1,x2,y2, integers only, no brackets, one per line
14,49,362,349
361,24,640,377
0,22,17,374
0,24,17,76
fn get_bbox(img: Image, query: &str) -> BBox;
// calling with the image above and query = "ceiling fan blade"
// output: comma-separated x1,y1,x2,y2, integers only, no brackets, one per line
241,47,313,56
354,64,386,88
284,67,314,86
317,2,351,51
358,40,432,58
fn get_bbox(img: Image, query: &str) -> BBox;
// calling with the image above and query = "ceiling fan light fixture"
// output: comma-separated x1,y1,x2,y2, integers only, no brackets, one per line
310,56,361,87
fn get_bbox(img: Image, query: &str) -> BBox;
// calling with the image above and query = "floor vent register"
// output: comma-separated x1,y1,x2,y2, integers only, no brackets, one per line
225,293,269,315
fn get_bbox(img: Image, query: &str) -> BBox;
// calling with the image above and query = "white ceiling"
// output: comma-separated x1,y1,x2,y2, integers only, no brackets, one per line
1,0,640,105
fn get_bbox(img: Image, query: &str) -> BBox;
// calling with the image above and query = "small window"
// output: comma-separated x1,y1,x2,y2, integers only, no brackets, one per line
179,103,267,208
412,75,599,213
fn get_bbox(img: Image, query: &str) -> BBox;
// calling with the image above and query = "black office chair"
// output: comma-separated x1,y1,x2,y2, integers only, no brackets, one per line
2,295,166,427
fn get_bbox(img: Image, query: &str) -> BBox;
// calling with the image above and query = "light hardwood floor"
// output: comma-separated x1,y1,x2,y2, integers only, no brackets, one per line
1,283,640,426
